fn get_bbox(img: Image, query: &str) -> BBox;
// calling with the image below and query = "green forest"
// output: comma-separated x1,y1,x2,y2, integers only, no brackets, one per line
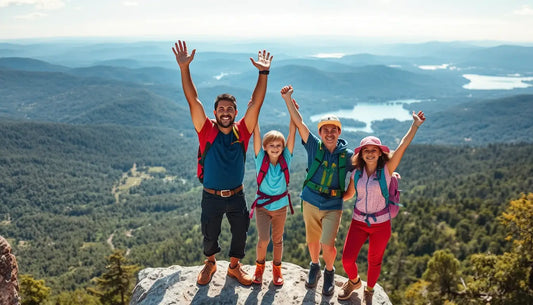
1,118,532,304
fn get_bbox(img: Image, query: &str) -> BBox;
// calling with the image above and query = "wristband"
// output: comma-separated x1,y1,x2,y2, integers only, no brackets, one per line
259,70,270,75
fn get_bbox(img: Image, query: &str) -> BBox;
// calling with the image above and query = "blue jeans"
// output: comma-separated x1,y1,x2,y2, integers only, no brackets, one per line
201,190,250,259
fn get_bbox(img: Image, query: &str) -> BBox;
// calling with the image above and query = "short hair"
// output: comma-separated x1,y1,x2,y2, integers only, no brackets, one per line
214,93,237,110
262,130,286,148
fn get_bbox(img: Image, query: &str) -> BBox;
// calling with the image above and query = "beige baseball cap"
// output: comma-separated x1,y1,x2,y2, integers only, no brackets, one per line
317,115,342,131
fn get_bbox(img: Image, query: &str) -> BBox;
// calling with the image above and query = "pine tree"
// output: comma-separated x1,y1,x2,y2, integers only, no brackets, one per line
88,249,140,305
422,249,461,305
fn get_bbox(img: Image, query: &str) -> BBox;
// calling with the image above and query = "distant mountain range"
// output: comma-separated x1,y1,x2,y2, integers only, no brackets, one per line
1,40,533,145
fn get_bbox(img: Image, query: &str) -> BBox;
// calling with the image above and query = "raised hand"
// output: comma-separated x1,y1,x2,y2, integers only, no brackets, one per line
172,40,196,68
250,50,273,71
281,85,299,110
280,85,293,100
412,111,426,127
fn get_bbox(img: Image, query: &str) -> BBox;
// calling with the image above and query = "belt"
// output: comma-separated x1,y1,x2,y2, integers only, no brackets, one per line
203,185,244,198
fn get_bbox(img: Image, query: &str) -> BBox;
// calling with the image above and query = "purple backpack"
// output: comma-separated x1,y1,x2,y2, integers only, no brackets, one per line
353,167,402,226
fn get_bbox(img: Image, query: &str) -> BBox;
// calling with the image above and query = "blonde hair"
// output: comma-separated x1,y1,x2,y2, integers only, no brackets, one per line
262,130,286,148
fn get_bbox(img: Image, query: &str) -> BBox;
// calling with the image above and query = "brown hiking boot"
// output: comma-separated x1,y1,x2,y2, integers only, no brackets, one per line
364,286,374,305
227,263,253,286
337,277,362,300
197,260,216,285
252,261,265,285
272,262,284,286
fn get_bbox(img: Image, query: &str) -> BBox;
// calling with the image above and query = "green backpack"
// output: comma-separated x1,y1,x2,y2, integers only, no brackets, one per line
302,141,347,204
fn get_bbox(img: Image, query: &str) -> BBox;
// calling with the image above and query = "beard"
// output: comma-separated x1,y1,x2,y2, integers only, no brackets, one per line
216,115,235,128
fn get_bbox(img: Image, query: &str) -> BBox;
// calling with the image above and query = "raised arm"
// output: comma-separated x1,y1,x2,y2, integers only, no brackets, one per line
387,111,426,174
172,40,207,132
243,50,273,133
253,122,261,157
281,85,310,143
286,119,297,154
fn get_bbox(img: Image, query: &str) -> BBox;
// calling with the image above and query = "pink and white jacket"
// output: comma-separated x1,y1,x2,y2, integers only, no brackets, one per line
351,163,392,224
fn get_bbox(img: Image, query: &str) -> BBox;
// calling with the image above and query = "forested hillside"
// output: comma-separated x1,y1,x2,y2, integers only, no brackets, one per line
0,119,531,303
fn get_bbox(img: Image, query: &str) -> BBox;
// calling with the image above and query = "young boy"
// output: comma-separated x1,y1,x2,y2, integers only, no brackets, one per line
250,85,297,286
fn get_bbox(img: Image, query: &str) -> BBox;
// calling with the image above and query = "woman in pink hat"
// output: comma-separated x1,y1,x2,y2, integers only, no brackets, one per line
338,111,426,304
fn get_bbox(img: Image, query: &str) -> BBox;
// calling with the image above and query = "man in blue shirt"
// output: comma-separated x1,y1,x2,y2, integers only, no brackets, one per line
172,40,273,286
282,85,355,296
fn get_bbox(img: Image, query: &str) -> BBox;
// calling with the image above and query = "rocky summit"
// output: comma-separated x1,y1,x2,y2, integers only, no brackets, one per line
131,260,392,305
0,236,20,305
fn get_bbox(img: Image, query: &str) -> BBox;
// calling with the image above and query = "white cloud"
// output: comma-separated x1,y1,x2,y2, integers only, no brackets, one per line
0,0,65,10
514,5,533,16
14,11,46,19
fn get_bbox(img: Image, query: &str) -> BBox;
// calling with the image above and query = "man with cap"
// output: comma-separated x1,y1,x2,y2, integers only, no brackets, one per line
281,85,355,296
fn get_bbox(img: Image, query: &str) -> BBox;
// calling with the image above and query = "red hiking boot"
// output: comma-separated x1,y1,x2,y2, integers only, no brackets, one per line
252,261,265,284
272,262,284,286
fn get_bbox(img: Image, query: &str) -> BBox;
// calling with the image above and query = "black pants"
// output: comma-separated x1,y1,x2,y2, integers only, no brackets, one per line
201,190,250,259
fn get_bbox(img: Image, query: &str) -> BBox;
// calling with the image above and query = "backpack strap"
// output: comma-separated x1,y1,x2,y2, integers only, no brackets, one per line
303,143,346,197
197,120,220,183
278,155,293,215
256,153,271,187
338,150,347,192
301,141,325,211
250,190,292,218
353,167,388,226
376,168,390,204
353,167,401,226
278,153,290,186
197,120,246,183
303,141,325,189
232,124,247,163
250,153,293,219
257,153,290,187
301,141,347,210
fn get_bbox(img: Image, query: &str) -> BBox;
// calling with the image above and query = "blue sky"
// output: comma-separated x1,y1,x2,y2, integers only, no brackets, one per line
1,0,533,42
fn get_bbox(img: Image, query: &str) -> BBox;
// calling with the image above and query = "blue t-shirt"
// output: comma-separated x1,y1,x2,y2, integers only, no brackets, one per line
200,118,251,190
253,147,293,211
302,133,354,210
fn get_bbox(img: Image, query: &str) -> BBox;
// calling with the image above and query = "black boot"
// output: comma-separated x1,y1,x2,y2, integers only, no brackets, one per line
322,267,335,296
305,262,321,288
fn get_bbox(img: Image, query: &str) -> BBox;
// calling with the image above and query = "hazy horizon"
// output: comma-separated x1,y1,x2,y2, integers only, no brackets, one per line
1,0,533,43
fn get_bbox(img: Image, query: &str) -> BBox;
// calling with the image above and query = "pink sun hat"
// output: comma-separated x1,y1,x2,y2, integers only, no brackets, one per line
354,136,390,154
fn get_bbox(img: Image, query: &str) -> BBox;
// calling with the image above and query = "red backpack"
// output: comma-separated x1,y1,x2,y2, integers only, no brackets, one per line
249,153,294,218
197,120,245,183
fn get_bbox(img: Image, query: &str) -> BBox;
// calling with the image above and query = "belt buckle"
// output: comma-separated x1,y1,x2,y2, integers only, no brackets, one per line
220,189,232,197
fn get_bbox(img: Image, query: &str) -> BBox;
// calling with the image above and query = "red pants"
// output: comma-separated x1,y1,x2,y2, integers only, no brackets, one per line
342,219,391,288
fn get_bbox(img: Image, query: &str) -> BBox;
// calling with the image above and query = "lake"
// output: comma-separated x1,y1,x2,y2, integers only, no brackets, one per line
462,74,533,90
310,99,422,133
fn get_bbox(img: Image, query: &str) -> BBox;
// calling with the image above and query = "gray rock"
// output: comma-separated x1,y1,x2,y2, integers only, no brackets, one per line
0,235,20,305
131,261,392,305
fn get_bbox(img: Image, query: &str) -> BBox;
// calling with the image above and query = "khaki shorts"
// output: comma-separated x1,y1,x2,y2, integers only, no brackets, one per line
302,200,343,247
